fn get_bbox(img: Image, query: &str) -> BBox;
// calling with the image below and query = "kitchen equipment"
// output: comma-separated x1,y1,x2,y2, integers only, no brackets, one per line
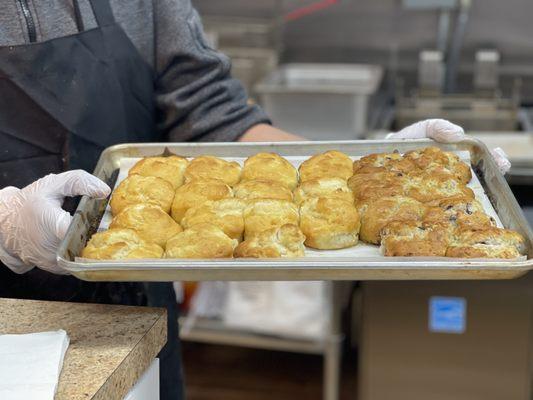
203,16,281,96
57,139,533,282
255,63,383,140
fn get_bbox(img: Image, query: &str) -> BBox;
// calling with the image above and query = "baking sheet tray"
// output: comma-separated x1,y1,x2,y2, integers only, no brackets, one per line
57,139,533,281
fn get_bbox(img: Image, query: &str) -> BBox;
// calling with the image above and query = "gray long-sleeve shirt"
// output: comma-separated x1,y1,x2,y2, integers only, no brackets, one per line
0,0,270,142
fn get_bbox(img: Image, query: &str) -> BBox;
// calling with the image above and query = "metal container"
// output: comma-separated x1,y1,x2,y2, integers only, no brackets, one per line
57,139,533,282
202,16,282,96
255,63,383,140
202,16,281,50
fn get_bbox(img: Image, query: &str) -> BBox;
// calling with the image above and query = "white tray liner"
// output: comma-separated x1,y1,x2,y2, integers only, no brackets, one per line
84,151,508,261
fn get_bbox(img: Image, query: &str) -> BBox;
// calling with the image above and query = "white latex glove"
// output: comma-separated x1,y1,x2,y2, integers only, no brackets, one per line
387,118,511,175
0,171,111,274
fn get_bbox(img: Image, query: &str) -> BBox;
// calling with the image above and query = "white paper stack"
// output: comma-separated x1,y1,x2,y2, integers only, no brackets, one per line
0,330,69,400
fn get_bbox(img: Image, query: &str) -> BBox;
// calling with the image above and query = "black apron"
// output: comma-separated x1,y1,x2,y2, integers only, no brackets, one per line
0,1,183,398
0,0,156,187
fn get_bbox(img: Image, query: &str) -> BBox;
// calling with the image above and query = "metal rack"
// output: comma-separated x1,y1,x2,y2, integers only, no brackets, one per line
179,281,347,400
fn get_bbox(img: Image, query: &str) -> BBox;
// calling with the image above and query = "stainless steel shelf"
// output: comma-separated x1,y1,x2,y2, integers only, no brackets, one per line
179,316,331,355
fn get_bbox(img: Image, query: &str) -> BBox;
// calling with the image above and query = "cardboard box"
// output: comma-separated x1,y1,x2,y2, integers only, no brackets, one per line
359,273,533,400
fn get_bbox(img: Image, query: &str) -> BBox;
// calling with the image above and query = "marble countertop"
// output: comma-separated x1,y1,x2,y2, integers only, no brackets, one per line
0,298,167,400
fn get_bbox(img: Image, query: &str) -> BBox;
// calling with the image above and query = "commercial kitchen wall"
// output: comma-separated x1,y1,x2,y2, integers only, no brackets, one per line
194,0,533,101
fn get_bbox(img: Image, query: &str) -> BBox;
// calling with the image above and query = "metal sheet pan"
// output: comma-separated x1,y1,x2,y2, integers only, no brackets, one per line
57,139,533,281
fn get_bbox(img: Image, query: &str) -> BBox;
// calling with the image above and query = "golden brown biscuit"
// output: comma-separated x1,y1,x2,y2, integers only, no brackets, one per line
184,156,241,186
358,196,426,244
405,171,474,205
243,199,299,239
170,178,233,223
165,223,238,259
446,246,520,259
423,197,495,232
129,155,188,189
234,224,306,258
82,229,164,260
233,179,293,202
404,146,472,183
353,152,417,175
181,198,246,241
299,197,360,249
446,227,525,259
348,171,408,204
110,175,175,215
294,177,354,205
381,220,450,257
299,150,353,182
109,204,182,248
241,153,298,190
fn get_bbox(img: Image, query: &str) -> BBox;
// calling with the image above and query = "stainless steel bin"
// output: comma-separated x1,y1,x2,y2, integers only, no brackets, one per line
255,63,383,140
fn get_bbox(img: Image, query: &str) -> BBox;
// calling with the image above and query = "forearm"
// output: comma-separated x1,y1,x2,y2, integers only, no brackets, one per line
239,124,306,142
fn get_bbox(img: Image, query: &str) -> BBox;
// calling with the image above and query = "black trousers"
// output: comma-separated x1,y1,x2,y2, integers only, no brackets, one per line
0,267,185,400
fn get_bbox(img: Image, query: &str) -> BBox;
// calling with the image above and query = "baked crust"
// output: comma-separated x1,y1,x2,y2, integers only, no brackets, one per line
353,152,417,175
358,196,426,244
243,199,299,239
82,228,164,260
299,197,360,249
404,146,472,183
294,177,354,205
348,171,408,204
110,175,175,215
446,227,525,259
181,198,246,241
233,179,294,202
110,204,183,248
170,178,233,223
129,155,188,189
184,155,241,186
241,153,298,190
446,246,520,259
299,150,353,182
422,197,495,232
165,223,238,259
234,224,306,258
405,171,474,205
381,220,450,257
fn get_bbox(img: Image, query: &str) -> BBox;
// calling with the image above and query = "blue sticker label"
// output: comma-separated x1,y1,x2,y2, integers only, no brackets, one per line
429,296,466,334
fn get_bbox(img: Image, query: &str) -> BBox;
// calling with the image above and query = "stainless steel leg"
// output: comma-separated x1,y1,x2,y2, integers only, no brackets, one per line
323,281,346,400
324,333,343,400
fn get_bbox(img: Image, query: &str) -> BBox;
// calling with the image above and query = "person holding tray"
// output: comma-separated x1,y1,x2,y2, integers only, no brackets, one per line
0,1,511,399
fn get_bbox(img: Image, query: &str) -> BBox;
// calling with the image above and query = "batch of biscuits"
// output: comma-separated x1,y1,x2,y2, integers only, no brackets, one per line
82,146,525,260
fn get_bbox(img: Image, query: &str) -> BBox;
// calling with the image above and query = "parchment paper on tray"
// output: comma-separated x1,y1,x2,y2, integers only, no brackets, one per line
81,150,514,262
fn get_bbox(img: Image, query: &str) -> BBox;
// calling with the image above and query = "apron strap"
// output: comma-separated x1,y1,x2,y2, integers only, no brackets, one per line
88,0,116,27
72,0,85,32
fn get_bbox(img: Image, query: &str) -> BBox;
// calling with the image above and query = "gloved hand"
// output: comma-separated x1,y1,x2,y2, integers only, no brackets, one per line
0,171,111,274
386,118,511,175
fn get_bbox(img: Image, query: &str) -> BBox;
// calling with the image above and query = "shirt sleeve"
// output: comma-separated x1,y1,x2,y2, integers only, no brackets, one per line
153,0,271,143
